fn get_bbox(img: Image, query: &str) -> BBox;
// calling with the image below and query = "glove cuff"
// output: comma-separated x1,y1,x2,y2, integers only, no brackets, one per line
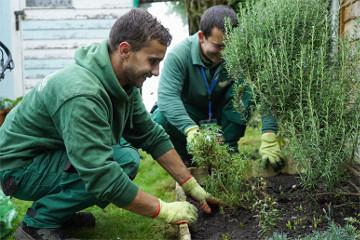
181,176,197,193
184,125,199,136
152,199,162,218
261,132,277,142
179,175,193,185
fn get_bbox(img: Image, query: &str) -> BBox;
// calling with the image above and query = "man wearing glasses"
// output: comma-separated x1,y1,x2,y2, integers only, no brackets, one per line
152,5,284,171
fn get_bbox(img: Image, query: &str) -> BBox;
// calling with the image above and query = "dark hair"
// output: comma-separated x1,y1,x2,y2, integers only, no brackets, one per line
200,5,238,38
109,8,172,52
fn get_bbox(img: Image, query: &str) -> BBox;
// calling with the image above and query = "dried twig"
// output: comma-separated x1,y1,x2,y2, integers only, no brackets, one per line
316,192,360,197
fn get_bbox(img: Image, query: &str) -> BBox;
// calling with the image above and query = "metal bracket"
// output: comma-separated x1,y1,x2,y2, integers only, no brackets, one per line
14,10,25,31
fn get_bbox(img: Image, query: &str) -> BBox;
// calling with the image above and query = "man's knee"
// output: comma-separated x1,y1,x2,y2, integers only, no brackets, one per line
124,151,140,180
112,144,140,180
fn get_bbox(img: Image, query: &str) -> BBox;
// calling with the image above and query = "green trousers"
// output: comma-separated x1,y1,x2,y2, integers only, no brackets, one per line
0,139,140,228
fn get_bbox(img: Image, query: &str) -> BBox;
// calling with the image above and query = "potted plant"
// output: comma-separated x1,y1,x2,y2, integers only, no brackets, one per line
0,97,22,126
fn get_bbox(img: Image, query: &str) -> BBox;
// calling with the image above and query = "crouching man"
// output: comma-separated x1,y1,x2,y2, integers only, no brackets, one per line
0,9,218,240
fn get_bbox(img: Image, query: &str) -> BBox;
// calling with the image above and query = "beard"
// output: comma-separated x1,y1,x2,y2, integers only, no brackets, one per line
122,68,149,88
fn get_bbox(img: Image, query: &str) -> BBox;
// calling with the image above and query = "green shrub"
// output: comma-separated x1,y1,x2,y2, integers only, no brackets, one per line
188,126,263,208
0,97,22,110
268,222,359,240
223,0,360,190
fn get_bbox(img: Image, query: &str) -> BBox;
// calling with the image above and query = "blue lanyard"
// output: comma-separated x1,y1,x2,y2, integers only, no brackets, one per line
200,66,219,120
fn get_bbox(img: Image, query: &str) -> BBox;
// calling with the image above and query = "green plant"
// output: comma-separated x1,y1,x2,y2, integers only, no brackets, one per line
223,0,360,190
221,233,232,240
301,222,359,240
253,196,280,238
0,97,22,110
0,97,23,126
344,212,360,230
269,222,360,240
311,215,324,230
188,126,263,208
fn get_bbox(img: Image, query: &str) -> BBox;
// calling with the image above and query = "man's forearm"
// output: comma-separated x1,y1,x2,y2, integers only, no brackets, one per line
123,149,194,218
157,148,192,184
123,189,159,217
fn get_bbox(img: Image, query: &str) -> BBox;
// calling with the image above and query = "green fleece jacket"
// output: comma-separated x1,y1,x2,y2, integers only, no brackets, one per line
157,33,277,134
0,40,173,207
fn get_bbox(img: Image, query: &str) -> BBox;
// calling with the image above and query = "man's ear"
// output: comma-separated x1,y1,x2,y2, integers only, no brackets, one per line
198,31,205,43
118,42,131,58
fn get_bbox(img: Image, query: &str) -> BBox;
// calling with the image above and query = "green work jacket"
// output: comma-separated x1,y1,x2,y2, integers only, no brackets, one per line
0,40,173,207
157,33,277,134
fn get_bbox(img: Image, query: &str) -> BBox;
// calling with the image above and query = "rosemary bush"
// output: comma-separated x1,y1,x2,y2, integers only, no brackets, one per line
188,127,263,208
223,0,360,189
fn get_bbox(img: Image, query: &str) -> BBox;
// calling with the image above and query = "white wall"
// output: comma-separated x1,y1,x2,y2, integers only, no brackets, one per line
141,2,189,111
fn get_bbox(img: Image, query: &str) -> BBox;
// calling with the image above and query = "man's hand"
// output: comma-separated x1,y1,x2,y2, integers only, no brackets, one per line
154,199,198,224
185,125,200,144
181,177,219,214
259,132,284,171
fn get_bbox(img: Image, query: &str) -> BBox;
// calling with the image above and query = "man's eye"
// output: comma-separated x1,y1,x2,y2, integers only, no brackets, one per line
149,59,158,65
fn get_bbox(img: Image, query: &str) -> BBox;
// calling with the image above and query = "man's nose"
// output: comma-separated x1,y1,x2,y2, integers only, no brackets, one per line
151,65,160,76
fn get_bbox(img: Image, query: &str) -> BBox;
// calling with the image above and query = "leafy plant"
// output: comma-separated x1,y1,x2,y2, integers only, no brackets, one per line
269,222,360,240
223,0,360,190
0,97,21,110
253,196,280,238
188,126,264,208
0,97,22,126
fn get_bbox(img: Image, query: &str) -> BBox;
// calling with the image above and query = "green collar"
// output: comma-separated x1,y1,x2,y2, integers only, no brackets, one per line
190,33,205,67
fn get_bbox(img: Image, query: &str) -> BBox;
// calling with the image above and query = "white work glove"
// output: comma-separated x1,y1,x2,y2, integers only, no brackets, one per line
181,177,220,214
259,132,284,171
185,125,200,144
153,199,198,224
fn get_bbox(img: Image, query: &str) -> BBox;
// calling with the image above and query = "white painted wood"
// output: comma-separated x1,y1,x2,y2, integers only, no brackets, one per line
24,78,40,90
20,0,133,92
9,0,25,97
23,29,110,40
22,19,115,30
24,39,104,49
24,48,76,59
344,19,360,41
24,8,130,20
342,0,360,23
25,58,73,69
25,69,56,79
72,0,133,9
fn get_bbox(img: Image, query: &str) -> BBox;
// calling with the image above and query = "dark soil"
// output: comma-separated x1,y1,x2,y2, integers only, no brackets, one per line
189,174,359,240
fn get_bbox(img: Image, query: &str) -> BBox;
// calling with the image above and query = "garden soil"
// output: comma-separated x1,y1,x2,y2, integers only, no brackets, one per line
189,174,359,239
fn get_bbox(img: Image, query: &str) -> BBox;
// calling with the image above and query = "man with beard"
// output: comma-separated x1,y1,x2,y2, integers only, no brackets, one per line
0,9,217,240
152,5,284,170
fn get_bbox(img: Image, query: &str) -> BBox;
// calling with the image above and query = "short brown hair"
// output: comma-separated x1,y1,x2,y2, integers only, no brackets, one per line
200,5,238,38
109,8,172,52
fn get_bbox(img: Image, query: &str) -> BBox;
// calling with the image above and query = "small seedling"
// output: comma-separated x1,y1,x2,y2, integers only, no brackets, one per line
253,196,280,238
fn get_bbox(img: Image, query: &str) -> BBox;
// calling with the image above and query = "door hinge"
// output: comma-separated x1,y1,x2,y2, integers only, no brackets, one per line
14,10,25,31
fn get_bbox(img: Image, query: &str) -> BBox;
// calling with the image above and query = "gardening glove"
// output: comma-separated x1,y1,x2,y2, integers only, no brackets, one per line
185,125,200,144
181,177,220,214
153,199,198,224
259,132,284,172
